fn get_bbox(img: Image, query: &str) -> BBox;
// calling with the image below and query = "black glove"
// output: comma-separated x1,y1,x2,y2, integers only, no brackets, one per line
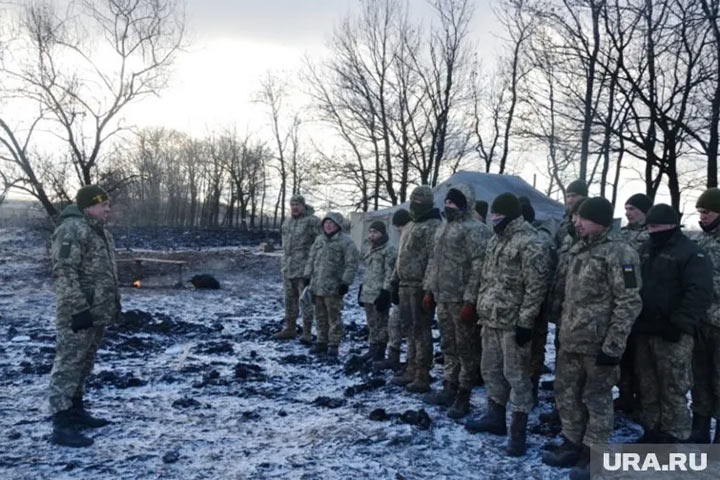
357,284,364,307
302,277,311,288
596,351,621,366
515,326,533,347
391,286,400,306
661,324,683,343
71,310,94,333
374,289,391,312
338,283,349,296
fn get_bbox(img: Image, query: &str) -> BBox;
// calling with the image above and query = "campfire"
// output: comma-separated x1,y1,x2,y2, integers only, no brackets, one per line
132,279,142,288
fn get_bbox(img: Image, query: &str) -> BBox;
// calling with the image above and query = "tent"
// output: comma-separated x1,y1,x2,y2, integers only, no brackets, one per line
350,171,566,248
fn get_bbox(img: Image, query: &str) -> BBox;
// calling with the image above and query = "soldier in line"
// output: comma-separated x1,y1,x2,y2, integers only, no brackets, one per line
275,195,321,344
554,180,588,249
465,193,551,457
389,186,442,393
473,200,489,223
542,197,642,480
615,193,652,413
632,204,712,443
692,188,720,444
357,221,397,363
304,212,359,357
48,185,121,448
422,184,492,419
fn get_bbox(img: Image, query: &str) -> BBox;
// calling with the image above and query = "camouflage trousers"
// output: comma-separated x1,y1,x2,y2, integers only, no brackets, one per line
364,304,389,345
49,324,105,414
634,334,693,439
399,286,433,373
437,302,481,390
692,323,720,419
481,326,533,414
284,276,314,332
556,349,619,446
314,295,344,347
387,306,411,354
530,313,549,383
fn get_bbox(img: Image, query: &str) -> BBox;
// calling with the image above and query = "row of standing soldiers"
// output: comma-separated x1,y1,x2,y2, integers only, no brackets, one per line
277,181,720,480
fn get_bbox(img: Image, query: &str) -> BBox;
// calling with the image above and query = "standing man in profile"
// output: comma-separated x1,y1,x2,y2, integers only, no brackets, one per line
49,185,121,447
275,195,321,344
555,180,588,249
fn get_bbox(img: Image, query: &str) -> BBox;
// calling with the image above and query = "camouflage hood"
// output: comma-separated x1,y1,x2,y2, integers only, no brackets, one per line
59,204,85,223
322,212,345,231
447,183,475,216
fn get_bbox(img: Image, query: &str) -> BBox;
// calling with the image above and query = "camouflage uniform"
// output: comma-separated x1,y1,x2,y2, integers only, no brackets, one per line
281,204,321,338
476,217,551,414
386,306,407,351
555,230,642,446
49,204,120,415
304,212,359,347
424,184,492,390
360,237,397,346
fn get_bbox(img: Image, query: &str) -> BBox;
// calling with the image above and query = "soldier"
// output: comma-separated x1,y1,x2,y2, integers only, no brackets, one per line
48,185,121,448
632,204,712,443
374,209,412,372
692,188,720,444
555,180,588,249
304,212,359,357
275,195,321,344
389,186,442,393
615,193,652,413
422,184,492,419
465,193,550,457
542,197,642,480
473,200,489,223
357,221,397,363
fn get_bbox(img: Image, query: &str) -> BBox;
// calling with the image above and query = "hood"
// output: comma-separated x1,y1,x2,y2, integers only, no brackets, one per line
448,183,475,211
322,211,345,231
305,204,315,216
59,204,86,223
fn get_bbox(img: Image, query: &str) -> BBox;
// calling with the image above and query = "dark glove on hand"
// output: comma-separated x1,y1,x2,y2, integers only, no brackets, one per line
662,324,683,343
422,292,436,312
391,286,400,305
302,277,311,288
71,310,94,333
515,326,533,347
338,283,349,296
374,289,391,312
357,284,364,307
596,351,621,366
460,303,477,323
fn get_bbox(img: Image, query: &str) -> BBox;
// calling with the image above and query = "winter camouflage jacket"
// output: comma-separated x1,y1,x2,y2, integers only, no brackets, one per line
304,212,359,297
546,231,578,325
360,237,397,304
392,209,442,289
281,205,321,279
694,224,720,328
620,222,649,252
558,229,642,357
423,184,492,304
51,204,121,327
476,217,551,330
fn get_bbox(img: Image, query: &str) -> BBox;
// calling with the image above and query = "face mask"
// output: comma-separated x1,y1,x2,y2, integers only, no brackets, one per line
493,216,513,234
444,206,460,221
649,227,677,247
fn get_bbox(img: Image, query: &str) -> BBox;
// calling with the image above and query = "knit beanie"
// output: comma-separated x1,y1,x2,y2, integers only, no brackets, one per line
567,179,589,197
369,220,387,236
76,185,109,210
696,188,720,213
645,204,679,225
392,209,411,227
625,193,652,214
290,194,306,206
491,193,521,219
578,197,613,227
445,188,468,211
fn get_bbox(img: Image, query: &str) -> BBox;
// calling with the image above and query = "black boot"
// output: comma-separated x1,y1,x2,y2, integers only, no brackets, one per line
422,380,457,408
358,344,377,362
51,410,93,448
373,347,400,371
569,445,591,480
690,413,711,443
506,411,528,457
372,343,386,362
465,398,507,435
71,395,110,429
447,388,471,419
327,345,339,357
542,436,583,467
310,343,328,355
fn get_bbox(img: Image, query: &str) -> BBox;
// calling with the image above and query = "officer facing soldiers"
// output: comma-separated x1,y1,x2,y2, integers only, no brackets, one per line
632,204,712,443
390,186,442,393
422,184,492,419
48,185,121,448
465,193,551,457
276,195,321,343
543,197,641,480
304,212,359,357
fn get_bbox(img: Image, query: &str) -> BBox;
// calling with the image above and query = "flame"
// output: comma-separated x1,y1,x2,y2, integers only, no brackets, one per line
132,280,142,288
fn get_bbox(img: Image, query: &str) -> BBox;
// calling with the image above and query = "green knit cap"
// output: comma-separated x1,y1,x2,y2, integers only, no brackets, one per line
76,185,109,210
491,193,521,218
392,208,411,226
369,220,387,236
578,197,613,227
567,179,588,197
410,185,434,205
646,204,679,225
696,188,720,213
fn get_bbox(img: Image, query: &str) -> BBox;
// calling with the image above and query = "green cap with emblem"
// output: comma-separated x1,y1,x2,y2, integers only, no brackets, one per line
76,185,109,210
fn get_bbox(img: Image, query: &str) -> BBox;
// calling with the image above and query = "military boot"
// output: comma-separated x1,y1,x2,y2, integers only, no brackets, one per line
690,413,711,443
541,436,583,467
422,380,457,407
465,399,507,435
372,343,386,362
299,320,313,346
538,408,561,425
309,342,327,356
390,363,416,386
274,319,297,340
406,369,431,393
327,345,339,357
71,395,110,429
447,388,471,419
51,410,93,448
569,445,591,480
373,347,400,371
358,344,377,362
506,411,528,457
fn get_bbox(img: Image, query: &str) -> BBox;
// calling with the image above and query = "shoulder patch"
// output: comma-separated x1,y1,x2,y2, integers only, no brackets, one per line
622,264,638,288
59,240,72,259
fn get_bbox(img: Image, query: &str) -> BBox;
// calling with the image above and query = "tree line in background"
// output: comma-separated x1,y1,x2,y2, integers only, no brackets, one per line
1,0,719,226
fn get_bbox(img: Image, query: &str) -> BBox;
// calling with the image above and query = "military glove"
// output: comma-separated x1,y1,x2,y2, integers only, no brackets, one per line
338,283,349,296
421,292,436,312
357,284,364,307
302,277,311,288
661,324,683,343
391,287,400,306
596,351,621,366
374,289,391,312
515,326,533,347
460,303,477,323
71,310,94,333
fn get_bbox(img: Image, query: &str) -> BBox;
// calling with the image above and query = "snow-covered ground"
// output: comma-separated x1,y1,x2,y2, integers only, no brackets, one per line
0,227,643,479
